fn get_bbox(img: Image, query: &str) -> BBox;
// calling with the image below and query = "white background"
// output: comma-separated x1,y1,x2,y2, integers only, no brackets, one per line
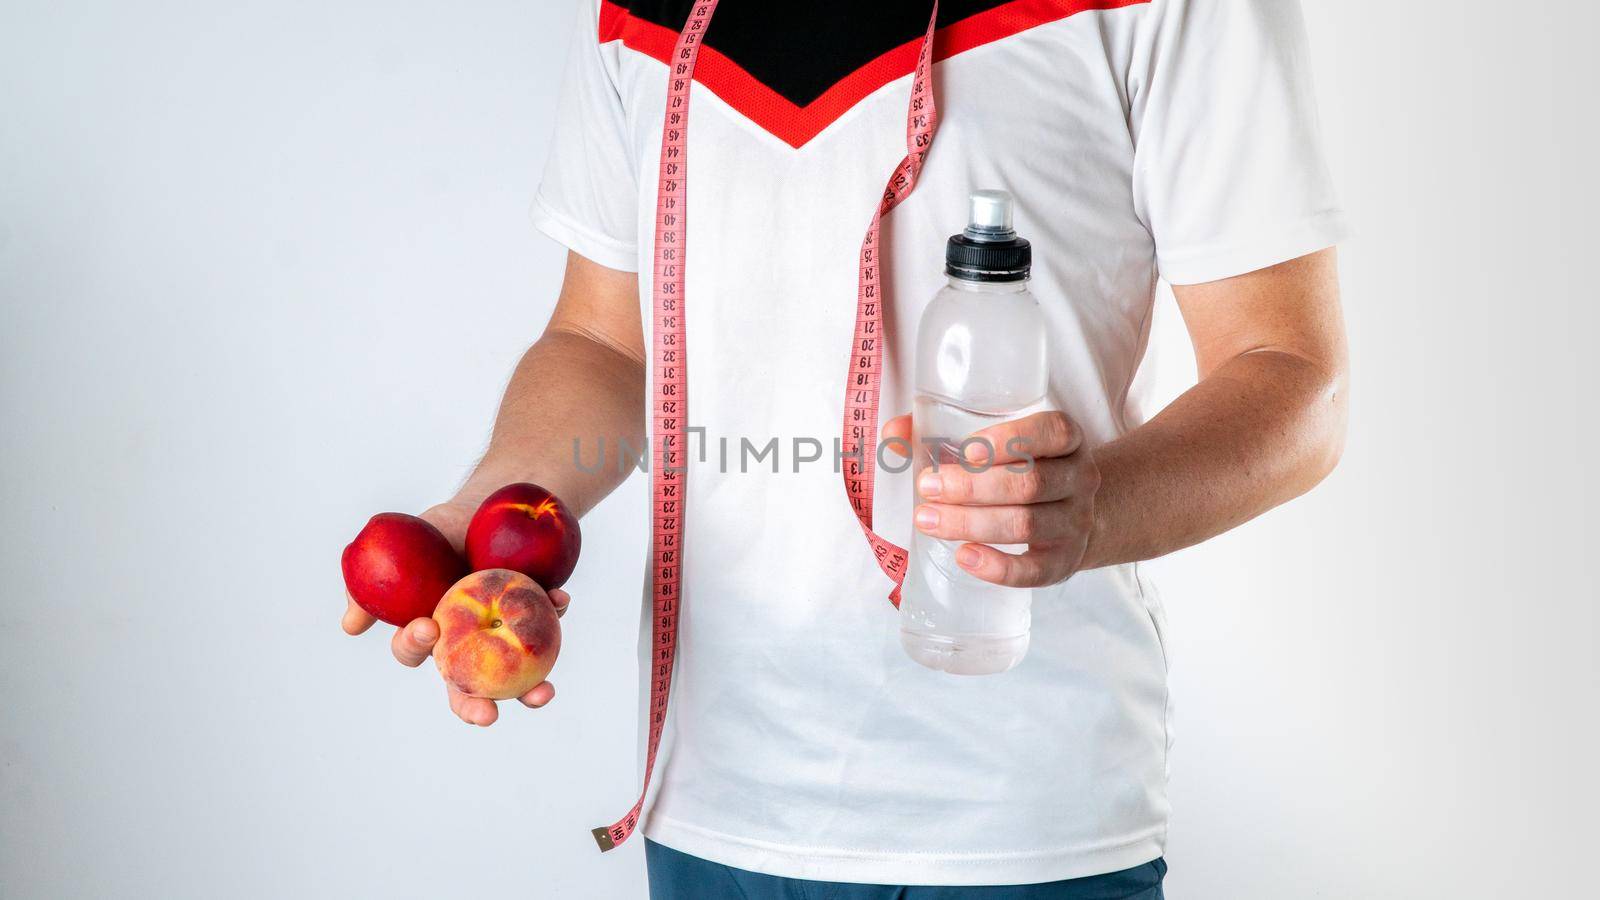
2,1,1596,897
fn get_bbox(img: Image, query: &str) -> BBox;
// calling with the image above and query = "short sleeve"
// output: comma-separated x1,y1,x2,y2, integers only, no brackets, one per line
1128,0,1350,285
530,0,639,272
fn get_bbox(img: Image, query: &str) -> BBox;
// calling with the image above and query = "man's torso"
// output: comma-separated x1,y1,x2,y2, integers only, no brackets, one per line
591,1,1174,884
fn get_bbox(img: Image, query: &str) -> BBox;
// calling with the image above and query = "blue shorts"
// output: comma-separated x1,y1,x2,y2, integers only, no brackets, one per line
645,840,1166,899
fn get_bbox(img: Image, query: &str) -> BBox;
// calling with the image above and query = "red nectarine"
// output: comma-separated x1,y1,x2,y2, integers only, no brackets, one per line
342,513,467,626
465,483,581,589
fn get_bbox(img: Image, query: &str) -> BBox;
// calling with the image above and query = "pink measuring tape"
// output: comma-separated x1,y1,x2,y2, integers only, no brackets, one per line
593,0,941,852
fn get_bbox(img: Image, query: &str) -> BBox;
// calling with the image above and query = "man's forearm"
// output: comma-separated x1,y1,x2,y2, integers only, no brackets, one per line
454,328,644,517
1082,348,1347,570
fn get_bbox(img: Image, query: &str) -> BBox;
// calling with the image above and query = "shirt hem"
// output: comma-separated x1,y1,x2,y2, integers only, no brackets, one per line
528,191,639,273
643,814,1166,886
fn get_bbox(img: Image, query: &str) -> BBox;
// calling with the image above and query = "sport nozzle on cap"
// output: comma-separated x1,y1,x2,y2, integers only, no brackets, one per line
947,189,1031,281
965,189,1015,239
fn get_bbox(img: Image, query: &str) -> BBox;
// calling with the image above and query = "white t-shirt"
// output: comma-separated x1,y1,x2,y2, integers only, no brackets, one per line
533,0,1347,885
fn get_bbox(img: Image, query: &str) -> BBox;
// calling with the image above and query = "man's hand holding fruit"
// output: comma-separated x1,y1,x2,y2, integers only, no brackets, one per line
337,254,645,726
341,484,581,727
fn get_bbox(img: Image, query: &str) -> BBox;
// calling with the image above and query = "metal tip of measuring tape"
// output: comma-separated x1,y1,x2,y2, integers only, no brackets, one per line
591,827,618,852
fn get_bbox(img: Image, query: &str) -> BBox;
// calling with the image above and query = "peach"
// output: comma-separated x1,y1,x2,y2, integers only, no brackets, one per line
432,569,561,700
342,513,467,626
465,483,582,589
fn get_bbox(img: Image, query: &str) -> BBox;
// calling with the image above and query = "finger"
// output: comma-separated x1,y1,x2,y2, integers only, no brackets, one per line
390,617,439,668
447,685,499,727
518,681,556,708
914,500,1075,545
918,456,1083,506
342,595,377,635
953,542,1071,588
963,411,1081,466
548,588,572,619
881,414,913,457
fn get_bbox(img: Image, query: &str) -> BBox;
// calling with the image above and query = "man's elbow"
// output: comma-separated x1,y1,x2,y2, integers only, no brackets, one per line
1299,367,1349,492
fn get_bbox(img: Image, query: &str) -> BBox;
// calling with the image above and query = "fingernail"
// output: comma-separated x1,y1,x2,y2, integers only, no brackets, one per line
915,506,939,529
957,546,982,569
918,472,942,498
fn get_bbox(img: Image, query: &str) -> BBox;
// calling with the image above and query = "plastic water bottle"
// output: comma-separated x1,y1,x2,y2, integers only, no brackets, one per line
899,190,1048,675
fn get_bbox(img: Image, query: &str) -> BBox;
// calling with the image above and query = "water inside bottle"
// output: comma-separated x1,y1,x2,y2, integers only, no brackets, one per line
899,394,1042,675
